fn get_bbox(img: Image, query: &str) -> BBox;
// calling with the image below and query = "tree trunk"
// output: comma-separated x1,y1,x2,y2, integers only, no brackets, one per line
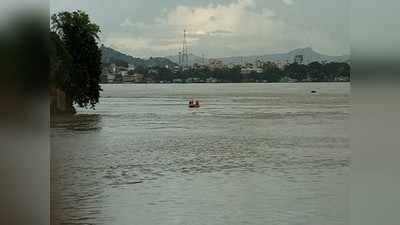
50,88,76,115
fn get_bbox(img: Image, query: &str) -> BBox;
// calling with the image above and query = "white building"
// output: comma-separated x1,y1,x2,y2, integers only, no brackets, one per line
208,59,224,70
110,63,117,73
275,61,289,69
240,67,263,75
120,71,128,77
128,64,135,72
107,74,116,83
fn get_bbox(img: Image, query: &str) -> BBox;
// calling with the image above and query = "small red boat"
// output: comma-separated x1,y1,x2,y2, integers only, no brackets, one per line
189,100,200,108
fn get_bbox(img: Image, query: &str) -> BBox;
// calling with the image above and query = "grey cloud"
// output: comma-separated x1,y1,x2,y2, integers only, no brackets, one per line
51,0,349,58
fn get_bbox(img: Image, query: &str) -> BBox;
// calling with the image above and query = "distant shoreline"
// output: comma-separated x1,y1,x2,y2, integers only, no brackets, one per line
100,81,351,85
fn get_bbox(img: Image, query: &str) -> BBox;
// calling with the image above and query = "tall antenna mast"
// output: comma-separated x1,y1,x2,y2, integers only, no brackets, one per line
177,29,190,68
182,29,189,67
178,51,182,66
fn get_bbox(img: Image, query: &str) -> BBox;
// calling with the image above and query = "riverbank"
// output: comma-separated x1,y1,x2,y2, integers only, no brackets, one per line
100,81,351,85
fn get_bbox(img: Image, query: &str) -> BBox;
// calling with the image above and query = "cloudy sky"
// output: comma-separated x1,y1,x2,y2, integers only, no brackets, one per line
50,0,349,58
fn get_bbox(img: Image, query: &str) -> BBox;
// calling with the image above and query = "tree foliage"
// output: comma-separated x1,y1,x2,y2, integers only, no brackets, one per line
51,10,102,109
50,31,71,89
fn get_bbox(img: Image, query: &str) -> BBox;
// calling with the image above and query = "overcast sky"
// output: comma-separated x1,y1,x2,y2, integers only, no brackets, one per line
50,0,349,58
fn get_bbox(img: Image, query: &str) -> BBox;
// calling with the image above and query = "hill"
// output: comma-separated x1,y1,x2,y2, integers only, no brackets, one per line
101,46,177,68
166,47,349,66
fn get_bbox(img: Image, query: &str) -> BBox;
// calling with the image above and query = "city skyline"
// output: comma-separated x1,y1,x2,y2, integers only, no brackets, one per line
51,0,349,58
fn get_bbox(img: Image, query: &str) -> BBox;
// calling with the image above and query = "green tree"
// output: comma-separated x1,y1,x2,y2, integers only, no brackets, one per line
285,63,308,81
113,59,129,68
134,65,148,74
50,32,71,89
51,10,102,109
325,62,343,81
308,61,324,81
262,62,282,82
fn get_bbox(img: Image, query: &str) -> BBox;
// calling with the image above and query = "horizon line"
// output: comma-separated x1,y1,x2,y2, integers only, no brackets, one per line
102,44,350,60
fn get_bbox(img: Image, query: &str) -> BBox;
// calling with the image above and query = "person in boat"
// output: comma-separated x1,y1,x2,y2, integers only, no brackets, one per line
189,99,193,106
195,100,200,107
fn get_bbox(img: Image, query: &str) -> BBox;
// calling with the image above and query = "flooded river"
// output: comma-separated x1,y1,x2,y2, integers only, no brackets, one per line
51,83,350,225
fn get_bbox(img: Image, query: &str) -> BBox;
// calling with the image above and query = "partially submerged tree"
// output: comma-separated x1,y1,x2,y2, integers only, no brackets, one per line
50,31,71,90
51,10,102,109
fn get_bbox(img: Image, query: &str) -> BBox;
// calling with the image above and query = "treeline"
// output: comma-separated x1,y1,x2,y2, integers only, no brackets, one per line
133,61,350,83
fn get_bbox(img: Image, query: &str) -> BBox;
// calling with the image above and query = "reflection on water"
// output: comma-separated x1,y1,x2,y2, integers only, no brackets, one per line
51,114,103,131
51,83,350,225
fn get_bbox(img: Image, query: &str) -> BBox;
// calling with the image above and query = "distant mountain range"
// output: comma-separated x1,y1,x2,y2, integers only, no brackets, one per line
101,46,349,68
166,47,350,66
101,46,178,68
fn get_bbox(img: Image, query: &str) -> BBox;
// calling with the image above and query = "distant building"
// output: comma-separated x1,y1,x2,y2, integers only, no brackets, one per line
227,63,236,69
100,67,109,83
244,62,254,68
133,73,145,83
101,63,133,83
208,59,224,70
240,68,263,75
120,71,128,77
275,60,289,69
110,63,117,73
123,74,136,83
117,65,128,71
240,63,263,74
172,78,183,83
256,59,264,68
107,74,116,83
192,63,207,70
128,64,135,72
206,77,218,83
114,74,123,83
172,66,180,73
240,68,251,75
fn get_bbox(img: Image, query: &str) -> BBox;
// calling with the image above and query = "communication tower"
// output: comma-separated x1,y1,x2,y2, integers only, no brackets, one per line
180,29,189,68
